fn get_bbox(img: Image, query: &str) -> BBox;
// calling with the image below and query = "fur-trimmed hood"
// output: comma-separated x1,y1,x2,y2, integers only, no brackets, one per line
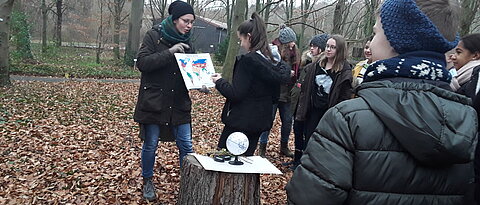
300,50,323,67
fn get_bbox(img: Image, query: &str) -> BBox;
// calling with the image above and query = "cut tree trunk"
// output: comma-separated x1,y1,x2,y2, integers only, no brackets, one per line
178,155,260,205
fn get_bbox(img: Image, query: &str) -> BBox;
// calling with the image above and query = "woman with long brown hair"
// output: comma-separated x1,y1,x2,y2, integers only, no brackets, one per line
211,13,289,155
301,34,353,144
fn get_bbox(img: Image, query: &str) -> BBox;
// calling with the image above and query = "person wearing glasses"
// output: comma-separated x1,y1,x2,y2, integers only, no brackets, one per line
134,0,195,202
300,35,353,147
287,0,476,203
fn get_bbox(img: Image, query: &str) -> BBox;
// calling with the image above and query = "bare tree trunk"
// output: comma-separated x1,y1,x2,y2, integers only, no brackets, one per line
255,0,262,12
362,0,379,38
244,0,249,20
187,0,195,9
222,0,247,82
262,0,272,24
11,0,33,60
159,0,167,20
149,1,155,23
0,0,15,87
113,5,120,59
299,0,315,49
460,0,479,36
111,0,126,60
41,0,47,52
54,0,62,47
332,0,345,34
152,0,167,22
339,1,353,38
96,0,104,64
125,0,144,66
226,0,233,33
284,0,294,20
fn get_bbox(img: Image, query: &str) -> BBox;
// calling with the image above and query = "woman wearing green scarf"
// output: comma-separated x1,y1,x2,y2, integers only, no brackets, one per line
134,0,195,202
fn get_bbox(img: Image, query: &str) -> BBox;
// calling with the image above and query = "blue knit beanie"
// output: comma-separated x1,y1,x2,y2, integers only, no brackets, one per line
278,25,297,44
380,0,459,54
310,33,330,51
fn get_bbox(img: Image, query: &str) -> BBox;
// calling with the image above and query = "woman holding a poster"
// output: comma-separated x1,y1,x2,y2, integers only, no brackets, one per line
133,0,195,202
211,12,290,156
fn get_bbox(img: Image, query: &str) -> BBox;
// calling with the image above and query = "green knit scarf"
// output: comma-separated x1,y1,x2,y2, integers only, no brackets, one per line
160,16,191,45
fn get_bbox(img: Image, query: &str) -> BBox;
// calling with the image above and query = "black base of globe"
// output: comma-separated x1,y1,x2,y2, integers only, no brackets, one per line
229,156,244,165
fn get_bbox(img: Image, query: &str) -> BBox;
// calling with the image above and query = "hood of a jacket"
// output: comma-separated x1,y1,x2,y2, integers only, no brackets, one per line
357,80,477,166
240,51,290,85
255,44,281,65
301,50,323,67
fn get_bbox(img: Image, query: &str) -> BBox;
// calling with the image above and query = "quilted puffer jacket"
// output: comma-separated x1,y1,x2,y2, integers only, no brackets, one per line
286,80,478,205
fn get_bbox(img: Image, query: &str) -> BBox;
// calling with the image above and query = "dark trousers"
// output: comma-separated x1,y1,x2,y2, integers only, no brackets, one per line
259,102,293,144
475,137,480,205
217,125,262,156
304,107,328,143
293,120,306,163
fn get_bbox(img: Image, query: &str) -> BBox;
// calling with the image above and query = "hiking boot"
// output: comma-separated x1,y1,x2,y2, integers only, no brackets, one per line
259,143,267,158
280,142,294,158
143,177,156,202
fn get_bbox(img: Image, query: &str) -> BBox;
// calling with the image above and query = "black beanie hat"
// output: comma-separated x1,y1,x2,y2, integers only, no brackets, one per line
168,1,195,21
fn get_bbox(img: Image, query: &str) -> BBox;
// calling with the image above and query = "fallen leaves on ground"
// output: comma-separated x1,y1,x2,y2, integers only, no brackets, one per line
0,80,296,204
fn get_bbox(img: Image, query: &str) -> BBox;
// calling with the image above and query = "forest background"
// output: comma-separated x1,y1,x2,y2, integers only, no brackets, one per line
0,0,479,204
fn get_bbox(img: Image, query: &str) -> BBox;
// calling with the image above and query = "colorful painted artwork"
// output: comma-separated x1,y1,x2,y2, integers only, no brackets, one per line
174,53,216,89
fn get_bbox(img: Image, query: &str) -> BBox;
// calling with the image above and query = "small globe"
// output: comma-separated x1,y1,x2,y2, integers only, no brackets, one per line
226,132,249,155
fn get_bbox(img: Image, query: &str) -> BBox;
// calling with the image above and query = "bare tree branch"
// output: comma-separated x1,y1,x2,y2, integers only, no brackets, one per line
121,13,130,23
267,22,325,33
286,1,336,24
258,0,284,14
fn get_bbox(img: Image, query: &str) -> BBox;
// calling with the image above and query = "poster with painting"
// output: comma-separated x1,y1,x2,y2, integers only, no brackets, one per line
174,53,216,89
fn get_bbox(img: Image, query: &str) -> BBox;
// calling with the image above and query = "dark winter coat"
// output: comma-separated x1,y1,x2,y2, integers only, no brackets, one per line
458,65,480,100
472,90,480,205
286,80,477,205
327,62,353,107
295,61,352,121
133,25,194,140
216,51,290,133
290,51,318,114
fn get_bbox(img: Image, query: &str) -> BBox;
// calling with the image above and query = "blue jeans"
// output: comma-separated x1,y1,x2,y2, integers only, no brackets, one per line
141,123,193,178
259,102,292,144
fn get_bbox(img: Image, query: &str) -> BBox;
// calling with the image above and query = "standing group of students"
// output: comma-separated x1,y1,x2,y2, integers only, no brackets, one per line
212,22,355,171
133,0,479,204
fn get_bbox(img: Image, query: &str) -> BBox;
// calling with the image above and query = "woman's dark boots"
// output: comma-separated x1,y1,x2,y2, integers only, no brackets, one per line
259,143,267,158
143,177,156,202
280,142,294,157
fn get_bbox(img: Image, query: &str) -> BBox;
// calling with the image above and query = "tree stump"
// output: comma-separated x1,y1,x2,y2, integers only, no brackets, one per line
177,155,260,205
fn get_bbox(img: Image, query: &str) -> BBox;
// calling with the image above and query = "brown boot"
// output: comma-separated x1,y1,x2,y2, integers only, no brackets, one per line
259,143,267,158
280,142,294,158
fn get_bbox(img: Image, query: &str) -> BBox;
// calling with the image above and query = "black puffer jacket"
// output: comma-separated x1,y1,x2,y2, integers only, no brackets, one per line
286,80,477,204
216,51,290,132
134,25,194,127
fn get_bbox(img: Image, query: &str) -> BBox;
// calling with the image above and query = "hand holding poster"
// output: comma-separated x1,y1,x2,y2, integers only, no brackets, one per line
174,53,216,89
